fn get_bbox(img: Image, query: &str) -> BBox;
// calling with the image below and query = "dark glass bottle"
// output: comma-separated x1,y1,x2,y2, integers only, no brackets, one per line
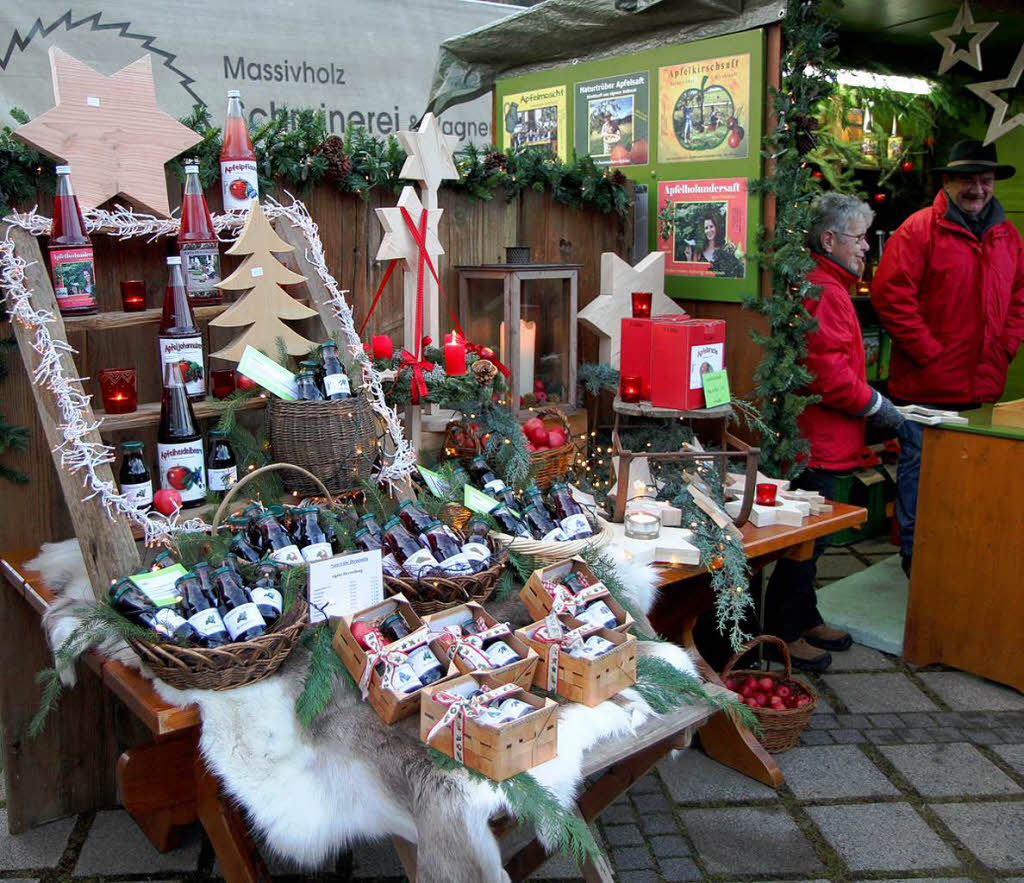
295,507,333,562
460,516,492,570
156,361,205,508
548,483,593,540
522,503,567,542
193,561,219,608
422,520,474,575
152,549,177,569
299,359,324,394
397,499,433,539
523,483,547,511
382,516,438,577
158,255,205,401
296,370,324,401
49,165,97,316
256,511,303,566
251,561,282,625
489,504,532,539
110,578,196,642
212,565,266,641
318,341,351,400
467,456,516,508
177,571,230,647
227,517,262,563
118,440,153,511
206,430,237,498
353,527,404,576
358,512,384,542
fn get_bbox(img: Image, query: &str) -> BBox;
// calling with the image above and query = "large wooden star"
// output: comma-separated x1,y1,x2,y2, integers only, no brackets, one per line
967,44,1024,145
577,252,684,368
375,186,444,270
398,113,460,194
930,0,998,75
13,47,201,217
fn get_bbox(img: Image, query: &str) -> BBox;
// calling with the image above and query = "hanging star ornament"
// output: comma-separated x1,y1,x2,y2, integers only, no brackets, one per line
967,43,1024,145
577,252,684,368
13,47,202,217
931,0,998,75
398,112,460,194
375,186,444,269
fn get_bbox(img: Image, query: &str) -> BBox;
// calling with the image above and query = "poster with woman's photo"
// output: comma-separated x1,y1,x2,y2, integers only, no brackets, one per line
658,54,750,162
501,85,567,161
573,71,649,166
657,178,747,279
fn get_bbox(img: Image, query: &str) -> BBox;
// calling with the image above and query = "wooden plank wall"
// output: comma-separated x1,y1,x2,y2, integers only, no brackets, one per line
0,181,631,552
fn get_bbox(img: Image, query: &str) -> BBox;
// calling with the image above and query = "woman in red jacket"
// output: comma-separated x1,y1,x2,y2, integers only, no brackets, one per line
761,193,904,671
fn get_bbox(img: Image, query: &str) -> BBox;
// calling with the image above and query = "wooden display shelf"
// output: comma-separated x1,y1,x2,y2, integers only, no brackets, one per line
96,395,267,431
63,303,231,331
612,396,734,420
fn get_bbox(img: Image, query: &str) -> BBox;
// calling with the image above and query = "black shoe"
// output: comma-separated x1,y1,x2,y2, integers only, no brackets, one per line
901,555,912,578
768,638,832,673
804,624,853,652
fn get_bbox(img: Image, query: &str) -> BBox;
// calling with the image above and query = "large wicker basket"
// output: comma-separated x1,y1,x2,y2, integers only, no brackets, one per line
268,393,378,495
721,635,818,753
490,514,612,566
527,407,578,491
383,535,508,616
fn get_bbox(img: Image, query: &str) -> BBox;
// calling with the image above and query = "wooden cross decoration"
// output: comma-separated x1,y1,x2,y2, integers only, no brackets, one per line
577,252,684,369
13,47,202,217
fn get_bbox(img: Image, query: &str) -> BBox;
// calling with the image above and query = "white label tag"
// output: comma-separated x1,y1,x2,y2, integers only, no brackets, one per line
251,587,282,616
153,607,189,635
300,541,334,562
306,549,384,624
461,541,491,563
560,512,591,539
237,345,298,400
323,372,350,397
250,266,264,277
542,526,569,542
381,552,403,576
188,608,228,638
207,466,237,491
438,552,474,575
86,96,100,107
223,602,266,640
402,547,439,577
270,544,303,566
690,342,724,390
121,480,153,507
406,645,441,679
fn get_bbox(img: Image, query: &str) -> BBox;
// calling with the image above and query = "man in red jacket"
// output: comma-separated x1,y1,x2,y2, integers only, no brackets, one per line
762,194,904,671
871,140,1024,577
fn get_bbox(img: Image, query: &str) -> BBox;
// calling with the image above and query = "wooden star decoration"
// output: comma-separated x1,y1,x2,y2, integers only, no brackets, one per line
931,0,998,75
398,113,460,194
13,47,201,217
577,252,684,368
375,186,444,270
967,44,1024,144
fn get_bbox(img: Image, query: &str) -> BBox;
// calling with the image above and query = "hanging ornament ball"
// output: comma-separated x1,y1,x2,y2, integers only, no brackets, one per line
900,159,915,173
811,169,824,180
709,555,726,572
872,192,888,205
479,346,497,361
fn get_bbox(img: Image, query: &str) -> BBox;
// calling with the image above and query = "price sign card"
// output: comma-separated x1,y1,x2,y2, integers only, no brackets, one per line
702,369,731,408
417,465,448,498
307,549,384,623
463,484,500,515
129,563,189,607
237,345,298,400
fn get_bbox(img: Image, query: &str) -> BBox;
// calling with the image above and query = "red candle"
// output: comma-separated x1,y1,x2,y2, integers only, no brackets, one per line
444,338,467,375
211,368,236,399
755,482,778,506
120,280,146,312
98,368,137,414
443,330,460,345
631,291,652,319
371,334,393,359
620,374,642,403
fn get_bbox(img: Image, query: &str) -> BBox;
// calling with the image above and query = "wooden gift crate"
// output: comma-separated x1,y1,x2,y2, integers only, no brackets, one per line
520,558,634,633
423,602,539,690
333,593,455,725
420,674,558,781
515,619,637,707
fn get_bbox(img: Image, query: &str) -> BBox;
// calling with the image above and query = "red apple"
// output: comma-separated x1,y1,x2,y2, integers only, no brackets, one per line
754,693,768,707
527,424,549,446
547,429,566,449
724,677,739,692
536,391,548,402
774,685,791,700
744,698,759,709
153,488,182,516
524,416,545,434
236,373,259,392
758,677,774,692
795,696,811,707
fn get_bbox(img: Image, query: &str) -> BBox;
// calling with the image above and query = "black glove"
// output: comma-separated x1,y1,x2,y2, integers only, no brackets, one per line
869,395,905,431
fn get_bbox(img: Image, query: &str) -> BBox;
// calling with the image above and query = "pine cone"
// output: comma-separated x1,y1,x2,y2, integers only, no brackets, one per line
316,135,351,183
611,169,627,186
483,151,508,173
472,359,498,384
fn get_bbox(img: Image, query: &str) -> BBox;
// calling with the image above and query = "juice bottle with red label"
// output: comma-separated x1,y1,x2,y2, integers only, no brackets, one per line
178,160,222,304
49,165,98,316
219,90,259,212
158,256,206,401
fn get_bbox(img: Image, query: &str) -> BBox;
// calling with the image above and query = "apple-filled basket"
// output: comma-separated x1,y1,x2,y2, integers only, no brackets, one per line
128,464,319,691
721,635,818,753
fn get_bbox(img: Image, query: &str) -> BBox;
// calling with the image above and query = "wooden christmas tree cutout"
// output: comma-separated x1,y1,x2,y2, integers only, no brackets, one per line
210,200,318,363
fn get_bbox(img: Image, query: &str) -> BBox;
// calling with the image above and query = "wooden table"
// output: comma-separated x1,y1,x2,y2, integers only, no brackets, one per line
1,550,720,883
647,502,868,787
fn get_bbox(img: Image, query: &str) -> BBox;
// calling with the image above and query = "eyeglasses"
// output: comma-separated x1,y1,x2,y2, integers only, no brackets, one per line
832,231,869,244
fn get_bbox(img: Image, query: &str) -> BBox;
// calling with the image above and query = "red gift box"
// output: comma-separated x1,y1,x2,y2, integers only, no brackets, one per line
651,319,726,410
620,318,653,400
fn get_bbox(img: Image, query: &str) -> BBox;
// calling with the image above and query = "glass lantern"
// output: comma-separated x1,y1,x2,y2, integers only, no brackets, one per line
456,262,580,414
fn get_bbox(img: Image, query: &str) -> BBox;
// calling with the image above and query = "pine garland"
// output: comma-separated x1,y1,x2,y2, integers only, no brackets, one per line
295,623,350,729
577,362,619,397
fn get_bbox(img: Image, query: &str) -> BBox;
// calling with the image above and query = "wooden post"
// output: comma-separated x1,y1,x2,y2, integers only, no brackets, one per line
760,22,783,301
6,226,139,598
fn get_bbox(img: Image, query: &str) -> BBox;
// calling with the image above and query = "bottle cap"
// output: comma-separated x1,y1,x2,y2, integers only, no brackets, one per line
184,160,199,172
166,256,182,265
208,428,226,438
382,516,403,531
358,513,378,523
397,499,417,509
296,370,314,378
353,527,369,539
317,341,337,350
174,570,198,584
120,440,143,451
211,565,234,577
55,164,71,175
269,505,286,517
153,550,174,563
227,89,241,98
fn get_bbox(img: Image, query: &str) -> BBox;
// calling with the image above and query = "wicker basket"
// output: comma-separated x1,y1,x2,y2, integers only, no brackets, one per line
527,407,578,490
721,635,819,753
268,393,378,495
211,462,334,530
491,514,612,566
440,418,482,463
383,535,508,616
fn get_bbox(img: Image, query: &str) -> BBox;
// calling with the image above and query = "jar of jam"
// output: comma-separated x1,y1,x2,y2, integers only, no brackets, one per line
548,483,594,540
575,599,618,629
380,610,411,642
406,644,444,685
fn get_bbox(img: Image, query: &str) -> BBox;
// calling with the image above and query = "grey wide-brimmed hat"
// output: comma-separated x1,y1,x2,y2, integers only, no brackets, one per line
933,139,1015,179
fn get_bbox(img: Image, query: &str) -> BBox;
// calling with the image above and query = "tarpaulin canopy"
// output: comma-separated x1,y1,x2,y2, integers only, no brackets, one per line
427,0,786,115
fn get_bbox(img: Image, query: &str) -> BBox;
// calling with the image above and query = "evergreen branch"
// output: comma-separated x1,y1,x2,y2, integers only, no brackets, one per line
358,476,396,525
295,623,347,728
494,568,517,602
577,362,619,396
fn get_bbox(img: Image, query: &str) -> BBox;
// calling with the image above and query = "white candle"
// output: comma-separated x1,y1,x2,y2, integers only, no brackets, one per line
500,319,537,401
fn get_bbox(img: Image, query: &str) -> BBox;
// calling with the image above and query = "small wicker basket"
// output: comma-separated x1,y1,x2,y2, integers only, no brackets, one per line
491,514,612,566
721,635,819,753
268,392,378,495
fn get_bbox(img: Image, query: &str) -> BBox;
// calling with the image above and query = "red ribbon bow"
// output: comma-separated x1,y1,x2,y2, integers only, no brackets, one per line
399,349,435,404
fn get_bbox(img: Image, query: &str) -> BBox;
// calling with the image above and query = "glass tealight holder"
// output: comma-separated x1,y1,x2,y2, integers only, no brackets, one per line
755,482,778,506
120,280,146,312
620,374,642,403
624,508,661,540
98,368,137,414
631,290,653,318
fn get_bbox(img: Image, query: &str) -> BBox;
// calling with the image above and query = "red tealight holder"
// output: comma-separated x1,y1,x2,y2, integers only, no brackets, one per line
620,374,643,403
98,368,137,414
755,482,778,506
211,368,236,399
631,290,653,319
120,280,146,312
371,334,394,360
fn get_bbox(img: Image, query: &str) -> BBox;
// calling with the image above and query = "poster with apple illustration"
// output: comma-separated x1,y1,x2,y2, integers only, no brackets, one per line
657,54,750,162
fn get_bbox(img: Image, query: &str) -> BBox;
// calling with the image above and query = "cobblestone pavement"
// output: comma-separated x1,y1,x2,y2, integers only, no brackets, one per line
3,540,1022,881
